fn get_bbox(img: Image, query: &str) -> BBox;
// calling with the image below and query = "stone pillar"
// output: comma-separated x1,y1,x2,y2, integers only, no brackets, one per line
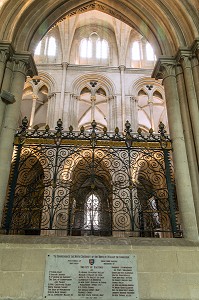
59,62,68,120
191,39,199,105
0,59,14,131
119,65,126,128
53,92,60,126
125,96,131,126
130,96,138,131
0,53,37,224
148,94,155,130
176,64,199,230
152,58,198,240
178,50,199,165
191,55,199,104
72,95,78,130
29,95,38,128
107,96,114,131
115,95,122,131
63,92,73,130
0,44,13,89
46,93,56,129
112,95,118,130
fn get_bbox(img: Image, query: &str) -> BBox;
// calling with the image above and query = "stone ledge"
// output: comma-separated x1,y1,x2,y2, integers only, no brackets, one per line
0,235,198,247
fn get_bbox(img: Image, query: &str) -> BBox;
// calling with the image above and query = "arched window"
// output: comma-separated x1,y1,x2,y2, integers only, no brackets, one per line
85,193,100,231
80,38,92,58
34,41,41,55
96,39,109,59
132,41,141,60
47,37,56,56
79,33,109,63
146,42,155,61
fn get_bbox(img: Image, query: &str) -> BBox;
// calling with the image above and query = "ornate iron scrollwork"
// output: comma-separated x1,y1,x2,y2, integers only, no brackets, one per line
2,118,182,238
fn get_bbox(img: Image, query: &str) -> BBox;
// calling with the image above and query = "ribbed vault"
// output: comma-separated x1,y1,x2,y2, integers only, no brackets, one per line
0,0,198,56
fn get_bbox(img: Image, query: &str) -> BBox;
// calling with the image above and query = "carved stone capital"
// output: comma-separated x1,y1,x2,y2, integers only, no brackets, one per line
179,55,192,69
152,57,176,80
176,49,192,69
0,42,14,63
13,52,37,77
118,65,126,72
130,96,138,102
190,54,199,68
62,62,69,69
73,95,80,101
0,50,10,64
191,38,199,59
47,92,56,99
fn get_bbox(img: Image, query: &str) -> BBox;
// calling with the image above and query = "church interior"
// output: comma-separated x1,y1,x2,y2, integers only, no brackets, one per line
0,1,199,299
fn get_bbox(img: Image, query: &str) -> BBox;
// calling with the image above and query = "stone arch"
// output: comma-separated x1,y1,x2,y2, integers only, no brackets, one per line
71,73,116,130
131,77,168,132
131,76,164,96
72,73,115,97
68,154,112,236
0,1,198,56
3,147,46,234
131,148,173,237
36,71,57,93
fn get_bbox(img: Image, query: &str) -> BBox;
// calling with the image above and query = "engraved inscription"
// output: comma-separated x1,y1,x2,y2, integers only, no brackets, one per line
43,254,139,300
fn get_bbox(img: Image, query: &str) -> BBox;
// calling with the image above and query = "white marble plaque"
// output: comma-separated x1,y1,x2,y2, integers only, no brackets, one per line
43,253,139,300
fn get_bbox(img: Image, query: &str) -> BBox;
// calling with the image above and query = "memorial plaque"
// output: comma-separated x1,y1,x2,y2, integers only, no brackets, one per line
43,253,139,300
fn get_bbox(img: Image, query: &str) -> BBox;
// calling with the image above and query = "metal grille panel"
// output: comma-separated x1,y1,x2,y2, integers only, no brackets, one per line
2,119,182,237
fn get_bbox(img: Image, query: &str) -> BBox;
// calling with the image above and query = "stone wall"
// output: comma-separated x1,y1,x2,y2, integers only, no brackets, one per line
0,236,198,300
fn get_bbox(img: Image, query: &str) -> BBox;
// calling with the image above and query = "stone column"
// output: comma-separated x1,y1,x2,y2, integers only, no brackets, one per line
119,65,126,128
0,44,13,89
152,58,198,240
46,93,56,129
176,64,199,230
191,55,199,104
107,96,113,131
0,53,37,224
72,95,78,130
130,96,138,131
29,95,38,128
178,50,199,165
59,62,68,120
148,94,155,130
115,95,122,131
0,59,14,131
125,96,131,126
191,39,199,104
63,92,73,130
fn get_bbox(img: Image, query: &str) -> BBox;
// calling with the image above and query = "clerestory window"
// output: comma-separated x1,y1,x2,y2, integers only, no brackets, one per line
146,42,156,61
132,41,141,60
47,37,56,56
34,36,56,57
79,33,109,63
35,41,42,55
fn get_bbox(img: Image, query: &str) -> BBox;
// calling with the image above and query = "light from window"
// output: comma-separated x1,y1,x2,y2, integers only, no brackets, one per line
47,37,56,56
35,41,41,55
85,193,99,230
80,38,92,58
96,39,108,59
132,41,140,60
146,42,155,61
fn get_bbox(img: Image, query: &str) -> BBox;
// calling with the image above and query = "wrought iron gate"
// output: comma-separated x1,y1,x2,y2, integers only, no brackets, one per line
2,118,182,237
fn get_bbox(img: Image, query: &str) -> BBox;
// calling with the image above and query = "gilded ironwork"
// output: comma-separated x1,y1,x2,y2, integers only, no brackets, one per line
2,118,182,237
